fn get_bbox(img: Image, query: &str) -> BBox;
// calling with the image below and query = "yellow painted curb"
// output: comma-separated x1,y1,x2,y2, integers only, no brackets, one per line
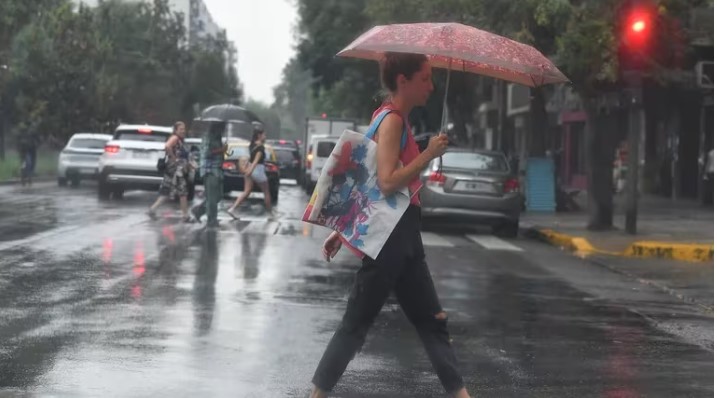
537,229,601,258
624,242,714,263
535,229,714,263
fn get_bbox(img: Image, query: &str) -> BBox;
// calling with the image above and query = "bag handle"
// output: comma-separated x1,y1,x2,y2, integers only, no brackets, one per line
365,109,408,151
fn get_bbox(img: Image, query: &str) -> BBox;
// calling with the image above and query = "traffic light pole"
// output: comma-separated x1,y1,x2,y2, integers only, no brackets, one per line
625,75,642,235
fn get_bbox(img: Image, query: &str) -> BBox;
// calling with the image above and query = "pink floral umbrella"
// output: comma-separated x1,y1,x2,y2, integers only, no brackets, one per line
338,22,570,127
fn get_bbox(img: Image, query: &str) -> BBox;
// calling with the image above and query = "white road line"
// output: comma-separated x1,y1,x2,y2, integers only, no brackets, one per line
241,220,279,235
466,235,523,252
421,232,454,247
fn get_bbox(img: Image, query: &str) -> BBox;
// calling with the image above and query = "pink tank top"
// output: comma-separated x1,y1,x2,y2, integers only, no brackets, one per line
370,104,423,206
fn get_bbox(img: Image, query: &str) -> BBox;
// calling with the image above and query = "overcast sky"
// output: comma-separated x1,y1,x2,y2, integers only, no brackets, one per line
204,0,298,105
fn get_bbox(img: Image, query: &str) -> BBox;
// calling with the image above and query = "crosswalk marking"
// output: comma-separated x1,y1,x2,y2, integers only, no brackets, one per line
212,219,523,252
421,232,454,247
466,235,523,252
241,220,279,235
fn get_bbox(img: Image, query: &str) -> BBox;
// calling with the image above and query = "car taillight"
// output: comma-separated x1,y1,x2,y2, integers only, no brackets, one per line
504,178,520,193
427,171,446,186
104,145,120,154
306,153,313,169
222,161,236,170
266,163,278,173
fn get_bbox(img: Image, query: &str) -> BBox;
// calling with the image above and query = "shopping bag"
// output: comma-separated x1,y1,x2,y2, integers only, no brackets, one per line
302,110,410,259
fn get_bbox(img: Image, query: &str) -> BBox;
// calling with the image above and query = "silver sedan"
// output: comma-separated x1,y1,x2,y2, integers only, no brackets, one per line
419,148,522,237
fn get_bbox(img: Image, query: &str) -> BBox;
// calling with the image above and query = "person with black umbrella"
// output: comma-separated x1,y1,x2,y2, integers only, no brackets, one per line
191,122,228,228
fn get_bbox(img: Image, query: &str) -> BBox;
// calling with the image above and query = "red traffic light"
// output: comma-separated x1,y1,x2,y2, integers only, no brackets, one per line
631,19,646,33
321,113,327,119
623,8,652,48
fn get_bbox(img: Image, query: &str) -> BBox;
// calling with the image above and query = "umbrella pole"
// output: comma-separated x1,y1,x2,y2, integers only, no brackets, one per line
440,67,452,131
438,66,451,174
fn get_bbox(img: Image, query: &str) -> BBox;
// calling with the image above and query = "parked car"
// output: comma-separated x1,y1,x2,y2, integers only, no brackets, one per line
303,135,339,194
419,148,522,238
97,124,172,200
223,140,280,204
57,133,113,187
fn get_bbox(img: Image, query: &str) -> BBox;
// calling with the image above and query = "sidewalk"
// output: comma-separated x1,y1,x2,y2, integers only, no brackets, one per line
522,192,714,263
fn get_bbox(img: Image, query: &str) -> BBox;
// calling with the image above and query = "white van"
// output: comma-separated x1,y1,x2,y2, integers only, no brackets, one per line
303,135,339,194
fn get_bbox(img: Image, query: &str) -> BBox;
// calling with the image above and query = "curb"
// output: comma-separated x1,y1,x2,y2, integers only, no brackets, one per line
526,227,714,263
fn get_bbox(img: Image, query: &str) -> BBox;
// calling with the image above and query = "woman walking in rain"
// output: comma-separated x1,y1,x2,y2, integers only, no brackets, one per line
310,52,471,398
226,124,274,219
148,121,193,222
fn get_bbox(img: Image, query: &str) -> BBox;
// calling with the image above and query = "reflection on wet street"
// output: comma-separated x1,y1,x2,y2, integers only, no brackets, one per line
0,182,711,397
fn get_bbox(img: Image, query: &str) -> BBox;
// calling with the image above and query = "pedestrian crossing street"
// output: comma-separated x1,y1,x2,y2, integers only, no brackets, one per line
213,213,524,252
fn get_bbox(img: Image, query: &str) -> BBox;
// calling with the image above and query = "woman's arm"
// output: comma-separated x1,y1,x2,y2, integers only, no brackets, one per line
375,114,445,196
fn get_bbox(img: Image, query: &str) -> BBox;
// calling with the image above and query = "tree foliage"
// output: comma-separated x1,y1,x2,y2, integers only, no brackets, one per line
0,0,242,145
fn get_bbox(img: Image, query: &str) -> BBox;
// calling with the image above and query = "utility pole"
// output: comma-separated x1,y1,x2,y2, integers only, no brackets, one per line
625,77,642,234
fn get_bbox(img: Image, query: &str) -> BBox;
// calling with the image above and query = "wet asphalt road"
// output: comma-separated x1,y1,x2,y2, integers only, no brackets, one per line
0,181,712,397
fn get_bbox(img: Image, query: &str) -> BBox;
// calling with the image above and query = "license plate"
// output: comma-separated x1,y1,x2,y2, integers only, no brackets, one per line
133,152,150,159
80,168,95,175
457,181,493,193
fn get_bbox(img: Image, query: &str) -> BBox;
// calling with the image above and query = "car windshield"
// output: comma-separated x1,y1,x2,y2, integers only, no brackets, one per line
69,138,108,149
274,149,298,163
442,152,509,172
316,141,336,158
115,129,170,142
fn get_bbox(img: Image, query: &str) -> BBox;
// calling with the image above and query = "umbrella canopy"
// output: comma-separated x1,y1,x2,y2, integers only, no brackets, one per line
198,104,261,123
338,22,569,87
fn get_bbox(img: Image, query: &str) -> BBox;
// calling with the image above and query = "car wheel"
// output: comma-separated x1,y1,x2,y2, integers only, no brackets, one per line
493,221,519,239
58,177,68,187
98,179,111,201
270,183,279,205
112,187,124,200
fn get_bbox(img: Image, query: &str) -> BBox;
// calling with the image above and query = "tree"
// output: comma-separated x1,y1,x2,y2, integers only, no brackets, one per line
2,0,243,145
273,57,314,140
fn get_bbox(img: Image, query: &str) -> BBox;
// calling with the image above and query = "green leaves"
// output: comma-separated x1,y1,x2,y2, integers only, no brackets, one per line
1,0,242,144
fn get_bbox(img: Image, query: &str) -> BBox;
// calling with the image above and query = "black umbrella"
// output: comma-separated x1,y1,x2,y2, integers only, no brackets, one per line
198,104,261,123
194,104,264,141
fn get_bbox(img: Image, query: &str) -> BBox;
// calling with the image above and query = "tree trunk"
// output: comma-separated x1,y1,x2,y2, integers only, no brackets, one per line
586,102,615,231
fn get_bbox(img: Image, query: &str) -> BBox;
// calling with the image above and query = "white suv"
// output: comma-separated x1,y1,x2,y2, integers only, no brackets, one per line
303,135,338,194
57,133,113,187
97,124,172,200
